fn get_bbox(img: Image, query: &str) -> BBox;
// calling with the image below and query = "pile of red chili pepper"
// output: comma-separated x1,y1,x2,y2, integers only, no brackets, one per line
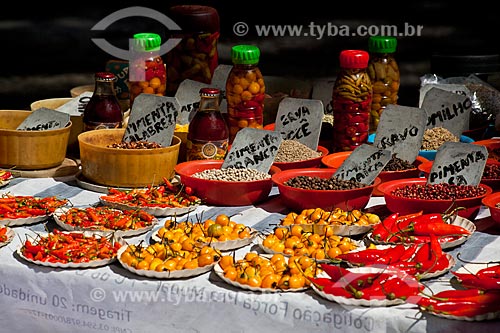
0,226,8,242
336,233,450,277
311,264,423,302
452,263,500,291
370,210,471,244
57,206,157,231
21,228,121,263
100,178,201,209
0,170,12,181
0,194,68,219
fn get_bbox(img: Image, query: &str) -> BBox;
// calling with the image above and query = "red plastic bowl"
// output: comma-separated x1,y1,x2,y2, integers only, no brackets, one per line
377,178,493,219
174,160,281,206
271,167,381,211
481,192,500,226
418,158,500,191
322,152,429,196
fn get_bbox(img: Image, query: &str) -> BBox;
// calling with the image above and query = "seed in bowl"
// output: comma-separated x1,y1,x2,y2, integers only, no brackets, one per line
482,164,500,179
274,140,322,163
383,155,416,171
107,140,163,149
192,167,271,182
284,175,368,190
420,127,459,151
390,183,487,200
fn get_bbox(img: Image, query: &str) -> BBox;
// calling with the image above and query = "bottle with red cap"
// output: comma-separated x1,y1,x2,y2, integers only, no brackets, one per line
83,72,123,132
186,87,229,161
332,50,372,152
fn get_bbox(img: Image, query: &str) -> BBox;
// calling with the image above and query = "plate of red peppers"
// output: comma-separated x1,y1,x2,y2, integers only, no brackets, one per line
311,265,424,307
0,225,14,248
0,170,12,188
0,194,69,226
367,210,475,249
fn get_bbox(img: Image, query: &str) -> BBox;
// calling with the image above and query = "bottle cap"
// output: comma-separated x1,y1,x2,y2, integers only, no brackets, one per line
169,5,220,33
368,36,397,53
95,72,117,82
200,87,220,97
339,50,369,69
231,45,260,65
133,33,162,51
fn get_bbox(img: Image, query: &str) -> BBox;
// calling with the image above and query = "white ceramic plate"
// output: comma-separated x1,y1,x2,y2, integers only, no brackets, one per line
367,216,476,249
99,198,199,217
0,226,14,248
52,207,158,237
279,222,378,237
17,231,119,268
213,263,309,293
310,268,409,306
256,235,365,263
0,214,50,226
116,245,216,279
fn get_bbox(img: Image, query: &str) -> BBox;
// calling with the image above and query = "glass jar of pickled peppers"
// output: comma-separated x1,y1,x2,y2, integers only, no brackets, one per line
165,5,220,96
225,45,266,143
367,36,400,133
332,50,372,152
128,33,167,109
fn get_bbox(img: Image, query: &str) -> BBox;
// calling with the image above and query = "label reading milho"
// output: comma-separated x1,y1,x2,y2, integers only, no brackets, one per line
373,104,426,163
333,144,392,185
421,87,472,138
123,94,178,147
274,97,323,150
16,108,70,131
428,142,488,186
222,127,282,173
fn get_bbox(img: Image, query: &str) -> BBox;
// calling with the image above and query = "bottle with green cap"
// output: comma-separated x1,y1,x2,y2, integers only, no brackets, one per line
225,44,266,143
128,32,167,109
367,35,400,133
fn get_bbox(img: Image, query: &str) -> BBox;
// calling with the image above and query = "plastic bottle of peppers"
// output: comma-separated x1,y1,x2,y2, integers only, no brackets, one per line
367,36,400,133
186,88,229,161
128,33,167,109
225,45,266,143
332,50,372,152
165,5,220,96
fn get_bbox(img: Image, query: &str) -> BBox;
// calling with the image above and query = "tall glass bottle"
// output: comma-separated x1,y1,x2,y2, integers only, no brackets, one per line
186,88,229,161
332,50,372,152
225,45,266,143
128,33,167,109
367,36,400,133
83,72,123,131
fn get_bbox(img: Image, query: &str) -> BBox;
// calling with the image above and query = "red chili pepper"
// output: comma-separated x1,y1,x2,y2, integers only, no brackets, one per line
371,212,399,242
409,221,471,236
477,265,500,279
319,264,350,281
381,275,422,301
431,288,485,299
418,290,500,315
336,248,388,266
398,244,420,262
387,261,419,275
397,212,443,230
162,177,177,192
309,277,353,298
458,276,500,290
414,242,431,263
0,170,12,181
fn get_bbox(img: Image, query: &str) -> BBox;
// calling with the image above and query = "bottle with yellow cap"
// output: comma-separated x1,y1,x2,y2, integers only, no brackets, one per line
332,50,372,152
128,33,167,109
225,45,266,143
367,36,400,133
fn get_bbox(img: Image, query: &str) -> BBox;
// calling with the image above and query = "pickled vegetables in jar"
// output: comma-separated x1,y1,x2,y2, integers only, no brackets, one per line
128,33,167,109
367,36,400,133
332,50,372,152
225,45,266,143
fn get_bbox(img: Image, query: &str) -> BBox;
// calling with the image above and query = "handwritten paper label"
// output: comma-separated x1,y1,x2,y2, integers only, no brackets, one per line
421,87,472,137
56,91,93,116
123,94,178,146
311,78,335,114
175,79,212,124
274,97,323,150
333,144,392,185
427,142,488,186
418,83,470,110
222,128,282,173
16,108,70,131
372,105,427,163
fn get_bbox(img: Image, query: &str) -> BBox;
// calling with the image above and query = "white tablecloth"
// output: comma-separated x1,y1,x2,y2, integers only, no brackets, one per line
1,176,499,333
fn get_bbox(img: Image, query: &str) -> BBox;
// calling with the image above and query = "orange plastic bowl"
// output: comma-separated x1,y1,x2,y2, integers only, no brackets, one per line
322,152,429,196
174,160,281,206
271,167,381,211
481,192,500,226
377,178,493,219
418,158,500,191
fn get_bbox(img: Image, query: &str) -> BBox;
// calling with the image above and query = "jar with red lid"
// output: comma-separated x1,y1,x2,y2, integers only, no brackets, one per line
165,5,220,96
225,45,266,143
332,50,372,152
128,33,167,109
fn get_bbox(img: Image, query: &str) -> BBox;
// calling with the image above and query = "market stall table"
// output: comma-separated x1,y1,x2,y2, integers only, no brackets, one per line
1,176,500,333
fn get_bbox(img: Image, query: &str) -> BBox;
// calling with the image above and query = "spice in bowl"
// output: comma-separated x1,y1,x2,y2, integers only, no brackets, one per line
274,140,322,163
107,141,163,149
421,127,459,151
284,175,368,190
390,183,487,200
